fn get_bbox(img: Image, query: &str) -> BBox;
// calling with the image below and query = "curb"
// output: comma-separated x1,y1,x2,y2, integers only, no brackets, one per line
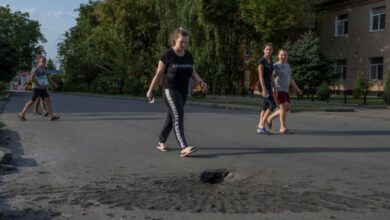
54,92,148,102
55,92,261,111
324,108,355,112
56,92,364,113
186,101,259,111
0,147,12,164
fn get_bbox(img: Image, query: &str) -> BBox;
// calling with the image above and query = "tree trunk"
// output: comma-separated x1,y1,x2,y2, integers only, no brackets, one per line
363,92,367,105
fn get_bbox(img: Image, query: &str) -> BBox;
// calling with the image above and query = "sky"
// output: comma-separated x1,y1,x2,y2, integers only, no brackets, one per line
0,0,90,67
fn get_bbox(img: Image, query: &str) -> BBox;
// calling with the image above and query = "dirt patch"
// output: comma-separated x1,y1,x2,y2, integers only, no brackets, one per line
200,169,230,184
1,174,390,214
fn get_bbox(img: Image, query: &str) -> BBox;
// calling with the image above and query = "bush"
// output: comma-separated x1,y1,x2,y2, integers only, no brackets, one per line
316,82,330,101
192,90,207,99
49,74,64,91
90,76,121,94
352,87,361,99
383,71,390,105
0,81,8,91
354,72,373,104
124,75,148,96
63,81,89,92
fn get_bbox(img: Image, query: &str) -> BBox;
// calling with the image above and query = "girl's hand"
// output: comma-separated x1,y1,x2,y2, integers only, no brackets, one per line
296,89,303,96
262,90,268,98
200,81,208,93
146,90,153,100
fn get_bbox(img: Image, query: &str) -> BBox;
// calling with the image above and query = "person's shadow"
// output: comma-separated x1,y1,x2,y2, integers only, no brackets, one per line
192,145,390,158
288,129,390,136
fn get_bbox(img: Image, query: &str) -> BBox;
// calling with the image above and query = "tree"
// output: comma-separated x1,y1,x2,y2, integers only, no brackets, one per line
0,5,46,76
384,71,390,105
0,40,19,82
354,72,373,105
58,0,325,95
58,0,159,93
239,0,321,46
47,59,56,70
284,31,336,100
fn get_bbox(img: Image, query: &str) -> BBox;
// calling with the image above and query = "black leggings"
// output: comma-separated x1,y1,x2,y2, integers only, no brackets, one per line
262,96,277,111
159,88,188,149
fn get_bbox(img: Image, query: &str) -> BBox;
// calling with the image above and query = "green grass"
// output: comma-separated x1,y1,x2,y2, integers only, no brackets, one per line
288,94,386,106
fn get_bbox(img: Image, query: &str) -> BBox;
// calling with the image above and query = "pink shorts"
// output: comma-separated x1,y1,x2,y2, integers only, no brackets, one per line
276,91,290,105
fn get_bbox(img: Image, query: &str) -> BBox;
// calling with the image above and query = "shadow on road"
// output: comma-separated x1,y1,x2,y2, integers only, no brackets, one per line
0,129,38,168
290,130,390,136
194,146,390,158
60,117,163,122
0,129,45,219
6,92,253,115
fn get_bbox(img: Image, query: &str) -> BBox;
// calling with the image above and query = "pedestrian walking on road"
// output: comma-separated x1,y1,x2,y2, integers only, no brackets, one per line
146,28,208,157
266,49,302,134
257,43,277,134
33,97,48,116
18,56,60,121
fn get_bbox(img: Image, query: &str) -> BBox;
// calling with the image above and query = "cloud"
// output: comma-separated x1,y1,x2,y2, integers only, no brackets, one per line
21,7,38,16
46,10,77,18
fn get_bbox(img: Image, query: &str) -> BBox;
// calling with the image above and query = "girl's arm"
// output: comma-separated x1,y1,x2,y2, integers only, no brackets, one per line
258,64,267,97
290,76,302,96
192,67,208,92
49,76,58,88
31,72,39,85
146,60,166,99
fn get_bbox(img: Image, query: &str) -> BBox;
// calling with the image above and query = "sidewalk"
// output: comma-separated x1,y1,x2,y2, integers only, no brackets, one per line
203,95,388,109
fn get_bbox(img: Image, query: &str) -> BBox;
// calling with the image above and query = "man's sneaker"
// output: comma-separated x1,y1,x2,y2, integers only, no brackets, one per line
257,126,270,134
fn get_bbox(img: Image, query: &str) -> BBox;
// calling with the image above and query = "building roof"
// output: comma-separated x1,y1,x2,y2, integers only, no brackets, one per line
47,69,63,75
321,0,385,10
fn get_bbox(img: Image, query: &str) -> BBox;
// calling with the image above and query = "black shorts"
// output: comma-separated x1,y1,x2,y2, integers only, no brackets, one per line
31,88,49,101
261,96,276,111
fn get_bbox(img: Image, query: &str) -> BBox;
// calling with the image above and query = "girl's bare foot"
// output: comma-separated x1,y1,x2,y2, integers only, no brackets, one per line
266,118,273,130
280,128,290,134
18,114,26,121
156,142,168,152
49,116,60,121
180,146,198,157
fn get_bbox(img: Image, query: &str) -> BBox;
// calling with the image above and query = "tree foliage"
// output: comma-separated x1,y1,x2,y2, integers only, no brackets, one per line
58,0,328,95
0,5,46,82
284,32,336,94
384,71,390,105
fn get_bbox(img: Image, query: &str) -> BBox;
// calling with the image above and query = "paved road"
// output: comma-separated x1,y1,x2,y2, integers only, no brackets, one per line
1,92,390,220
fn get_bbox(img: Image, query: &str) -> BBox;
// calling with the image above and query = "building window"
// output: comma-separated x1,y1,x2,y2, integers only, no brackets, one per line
336,59,347,80
335,14,349,36
369,57,383,80
371,6,386,31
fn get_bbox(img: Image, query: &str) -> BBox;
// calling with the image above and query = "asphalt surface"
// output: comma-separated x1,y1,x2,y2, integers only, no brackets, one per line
1,92,390,220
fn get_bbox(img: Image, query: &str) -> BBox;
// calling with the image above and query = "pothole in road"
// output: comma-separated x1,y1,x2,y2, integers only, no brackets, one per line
199,169,231,184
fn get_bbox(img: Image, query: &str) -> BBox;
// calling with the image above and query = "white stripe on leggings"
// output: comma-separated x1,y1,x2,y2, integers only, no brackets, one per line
165,89,185,148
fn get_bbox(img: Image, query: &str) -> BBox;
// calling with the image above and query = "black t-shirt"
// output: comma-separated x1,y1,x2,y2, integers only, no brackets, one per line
161,49,194,92
257,57,274,95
